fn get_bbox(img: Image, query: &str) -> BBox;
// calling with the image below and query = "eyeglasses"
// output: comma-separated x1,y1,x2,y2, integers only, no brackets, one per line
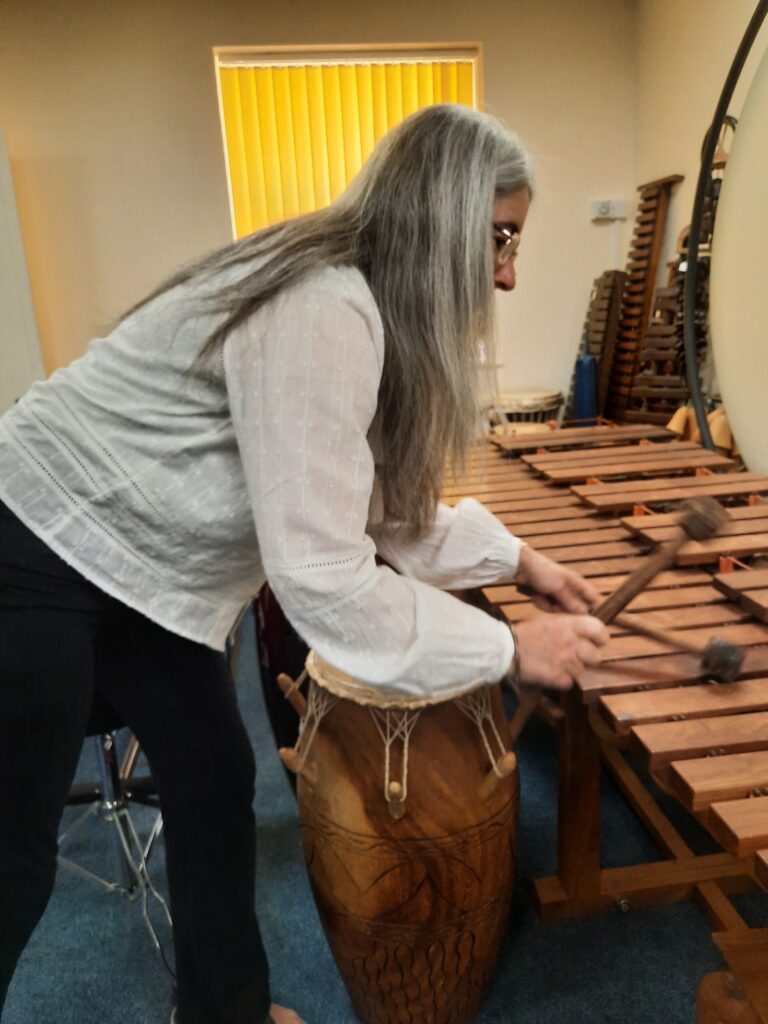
492,223,521,266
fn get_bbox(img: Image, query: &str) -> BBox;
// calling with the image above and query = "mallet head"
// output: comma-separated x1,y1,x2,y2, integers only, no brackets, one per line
678,496,730,542
700,637,745,683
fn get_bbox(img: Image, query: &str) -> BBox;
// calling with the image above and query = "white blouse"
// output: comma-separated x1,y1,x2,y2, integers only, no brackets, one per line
0,264,521,701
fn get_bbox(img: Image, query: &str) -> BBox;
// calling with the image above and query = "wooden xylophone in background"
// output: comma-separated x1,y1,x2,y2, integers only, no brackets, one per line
443,421,768,1024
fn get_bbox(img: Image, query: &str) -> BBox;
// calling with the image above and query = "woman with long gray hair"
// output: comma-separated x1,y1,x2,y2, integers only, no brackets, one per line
0,104,607,1024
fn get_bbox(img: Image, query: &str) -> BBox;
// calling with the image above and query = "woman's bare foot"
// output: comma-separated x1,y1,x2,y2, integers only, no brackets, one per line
268,1004,306,1024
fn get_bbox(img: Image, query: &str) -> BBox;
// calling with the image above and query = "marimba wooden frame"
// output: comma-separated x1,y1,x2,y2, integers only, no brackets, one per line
532,688,755,931
451,425,768,1021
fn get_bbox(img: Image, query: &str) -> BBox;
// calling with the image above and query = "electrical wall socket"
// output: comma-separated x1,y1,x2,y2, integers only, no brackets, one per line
590,199,628,221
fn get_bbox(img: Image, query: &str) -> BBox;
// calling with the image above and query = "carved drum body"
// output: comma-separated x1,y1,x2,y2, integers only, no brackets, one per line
293,654,518,1024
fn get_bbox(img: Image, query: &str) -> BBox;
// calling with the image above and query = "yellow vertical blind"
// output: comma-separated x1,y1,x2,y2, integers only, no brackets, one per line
217,54,478,238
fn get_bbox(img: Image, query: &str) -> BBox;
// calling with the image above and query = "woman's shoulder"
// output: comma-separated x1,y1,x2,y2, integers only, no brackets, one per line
289,264,378,315
264,264,383,349
223,263,384,369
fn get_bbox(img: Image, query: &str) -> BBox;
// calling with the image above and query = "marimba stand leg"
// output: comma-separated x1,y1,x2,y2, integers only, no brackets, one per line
697,971,762,1024
533,695,754,925
708,929,768,1024
557,692,602,897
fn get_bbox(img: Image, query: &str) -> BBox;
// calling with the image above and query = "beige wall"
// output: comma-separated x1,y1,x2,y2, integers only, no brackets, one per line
0,126,45,413
0,0,636,399
487,1,637,395
635,0,768,269
6,2,764,400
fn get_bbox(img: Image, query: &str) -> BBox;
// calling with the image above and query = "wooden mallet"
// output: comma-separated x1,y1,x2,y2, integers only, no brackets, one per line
592,495,730,624
594,495,742,682
507,495,734,738
612,611,745,682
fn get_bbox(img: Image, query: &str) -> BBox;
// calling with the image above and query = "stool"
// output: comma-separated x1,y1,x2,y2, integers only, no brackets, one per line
59,698,172,968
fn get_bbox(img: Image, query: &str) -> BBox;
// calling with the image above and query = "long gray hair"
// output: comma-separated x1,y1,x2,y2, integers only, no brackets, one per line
132,104,533,532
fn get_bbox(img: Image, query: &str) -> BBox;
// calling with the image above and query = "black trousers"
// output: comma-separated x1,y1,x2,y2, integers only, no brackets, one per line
0,501,271,1023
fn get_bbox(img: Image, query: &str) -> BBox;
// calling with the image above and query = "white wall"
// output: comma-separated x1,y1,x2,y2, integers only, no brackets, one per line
635,0,768,269
709,39,768,474
488,2,637,395
0,0,636,402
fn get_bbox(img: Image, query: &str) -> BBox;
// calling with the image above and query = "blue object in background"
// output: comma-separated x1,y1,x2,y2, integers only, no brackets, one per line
573,353,598,425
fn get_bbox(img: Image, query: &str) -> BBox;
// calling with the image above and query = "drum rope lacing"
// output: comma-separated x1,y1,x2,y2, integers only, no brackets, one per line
368,707,423,811
282,668,307,704
455,689,508,778
295,678,508,813
295,677,339,775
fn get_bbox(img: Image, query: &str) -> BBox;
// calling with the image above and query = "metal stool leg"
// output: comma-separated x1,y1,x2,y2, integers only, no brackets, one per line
97,731,141,893
59,731,174,973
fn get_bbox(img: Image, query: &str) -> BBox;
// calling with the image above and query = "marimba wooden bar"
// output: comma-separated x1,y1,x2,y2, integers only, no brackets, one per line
446,423,768,1023
491,423,675,452
532,448,735,484
572,472,768,512
715,569,768,625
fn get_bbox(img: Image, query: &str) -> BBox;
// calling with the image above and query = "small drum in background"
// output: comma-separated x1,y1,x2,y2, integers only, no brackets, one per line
498,387,563,423
280,653,518,1024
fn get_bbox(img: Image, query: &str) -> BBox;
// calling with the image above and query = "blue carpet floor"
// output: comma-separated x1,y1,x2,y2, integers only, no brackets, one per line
4,615,766,1023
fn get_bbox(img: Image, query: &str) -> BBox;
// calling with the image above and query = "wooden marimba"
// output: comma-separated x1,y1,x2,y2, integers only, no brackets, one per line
444,421,768,1023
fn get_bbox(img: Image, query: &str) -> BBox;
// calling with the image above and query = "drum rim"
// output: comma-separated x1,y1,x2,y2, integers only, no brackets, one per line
498,388,563,408
305,650,488,709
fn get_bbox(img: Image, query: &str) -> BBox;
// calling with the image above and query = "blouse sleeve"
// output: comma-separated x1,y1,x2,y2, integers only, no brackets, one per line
223,267,514,702
369,499,525,589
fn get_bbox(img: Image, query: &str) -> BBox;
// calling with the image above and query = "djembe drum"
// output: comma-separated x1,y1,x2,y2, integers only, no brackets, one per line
279,652,518,1024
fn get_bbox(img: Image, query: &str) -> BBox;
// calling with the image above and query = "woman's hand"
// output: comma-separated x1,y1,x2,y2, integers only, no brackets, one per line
514,545,600,614
511,613,609,690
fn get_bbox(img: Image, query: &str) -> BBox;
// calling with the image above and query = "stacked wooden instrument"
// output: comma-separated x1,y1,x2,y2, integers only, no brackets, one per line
443,422,768,1024
566,269,625,420
605,176,683,419
624,279,690,424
